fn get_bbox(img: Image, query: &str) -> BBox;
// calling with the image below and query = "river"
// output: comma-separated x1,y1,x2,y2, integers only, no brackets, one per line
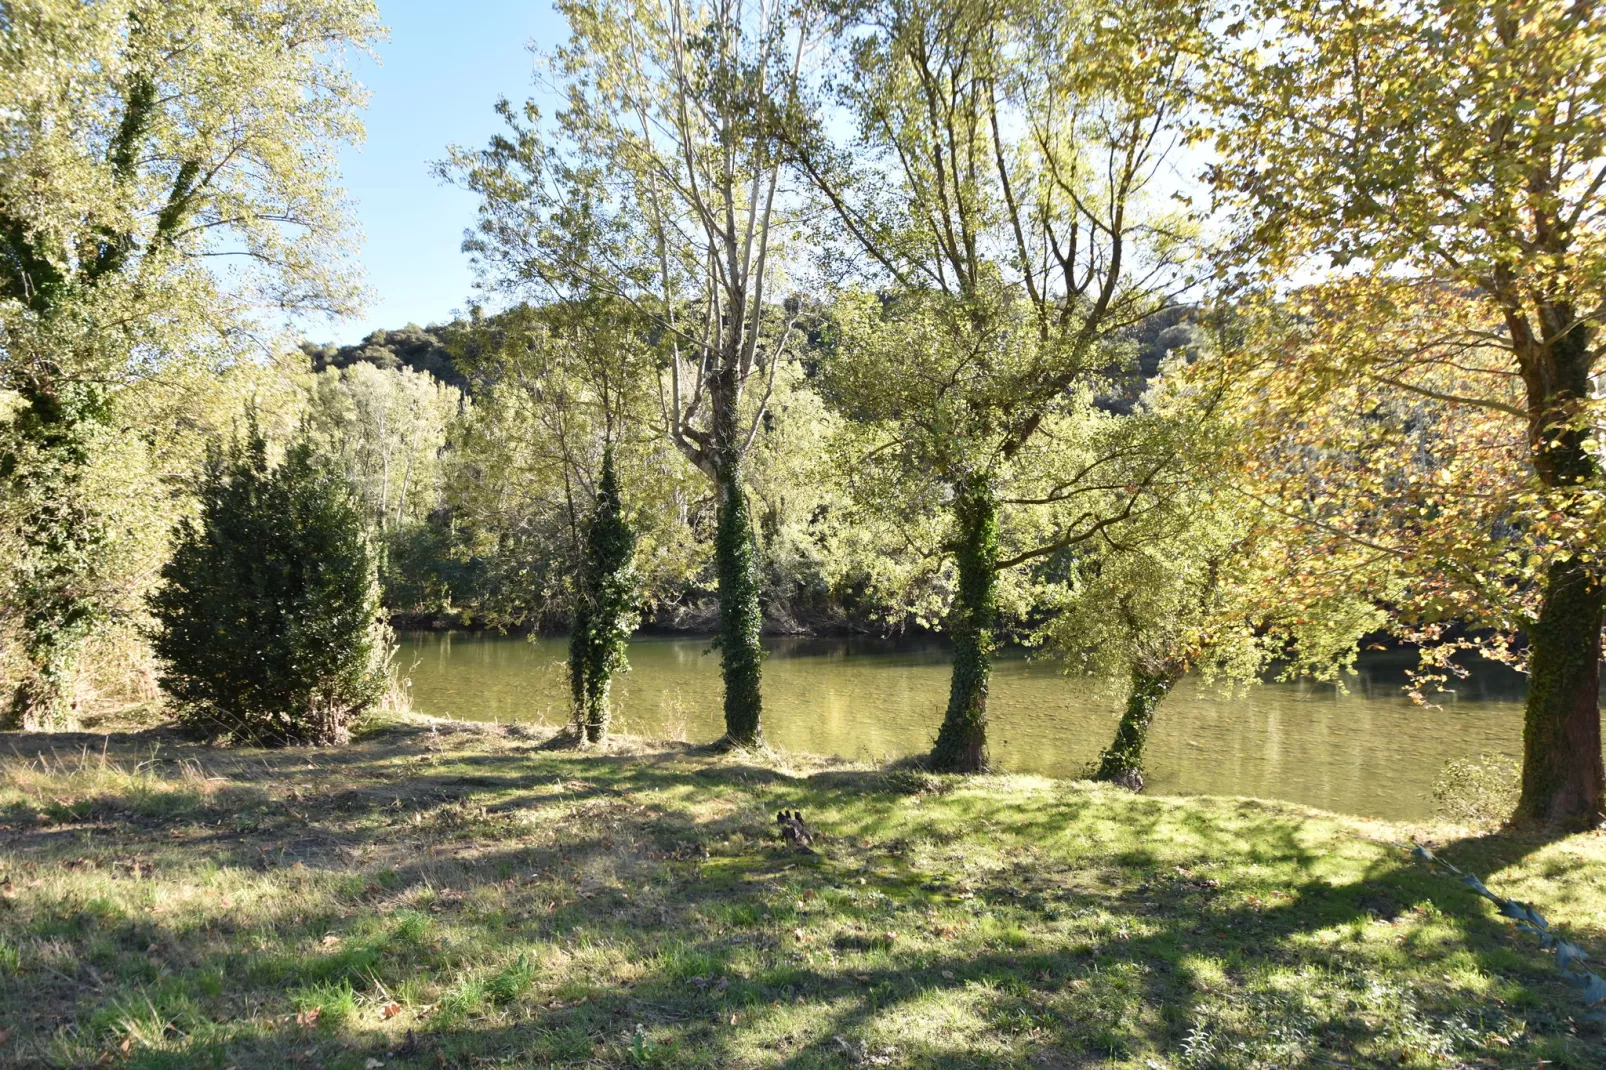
396,631,1550,821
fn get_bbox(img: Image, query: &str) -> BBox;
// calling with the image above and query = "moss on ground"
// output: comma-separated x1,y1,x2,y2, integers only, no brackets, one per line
1,716,1604,1068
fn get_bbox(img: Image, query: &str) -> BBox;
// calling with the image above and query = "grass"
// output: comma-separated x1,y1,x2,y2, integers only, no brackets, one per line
1,717,1604,1069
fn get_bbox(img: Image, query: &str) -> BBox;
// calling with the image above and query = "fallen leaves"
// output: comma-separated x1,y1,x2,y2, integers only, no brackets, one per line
379,1001,403,1020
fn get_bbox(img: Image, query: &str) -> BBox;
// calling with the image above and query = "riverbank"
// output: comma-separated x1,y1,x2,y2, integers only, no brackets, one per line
1,718,1602,1068
396,632,1536,821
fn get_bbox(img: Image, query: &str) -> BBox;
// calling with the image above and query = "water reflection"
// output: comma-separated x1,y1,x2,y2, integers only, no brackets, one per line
397,632,1560,821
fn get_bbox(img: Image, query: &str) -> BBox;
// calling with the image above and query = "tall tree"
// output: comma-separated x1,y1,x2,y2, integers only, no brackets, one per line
793,0,1202,770
0,0,379,728
442,0,813,746
1207,0,1606,828
455,300,660,735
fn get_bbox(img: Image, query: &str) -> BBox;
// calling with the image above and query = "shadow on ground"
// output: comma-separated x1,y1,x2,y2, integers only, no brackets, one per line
1,720,1603,1069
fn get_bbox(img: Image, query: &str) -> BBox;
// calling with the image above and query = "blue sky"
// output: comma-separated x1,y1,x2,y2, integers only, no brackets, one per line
310,0,568,346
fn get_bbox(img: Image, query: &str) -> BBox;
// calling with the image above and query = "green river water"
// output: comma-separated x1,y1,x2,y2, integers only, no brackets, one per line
396,632,1548,821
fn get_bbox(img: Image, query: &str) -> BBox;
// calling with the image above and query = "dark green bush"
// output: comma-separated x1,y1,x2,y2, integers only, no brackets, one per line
151,421,389,744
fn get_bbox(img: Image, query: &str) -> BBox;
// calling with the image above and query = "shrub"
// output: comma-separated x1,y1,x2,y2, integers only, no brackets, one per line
150,420,389,744
1432,752,1519,828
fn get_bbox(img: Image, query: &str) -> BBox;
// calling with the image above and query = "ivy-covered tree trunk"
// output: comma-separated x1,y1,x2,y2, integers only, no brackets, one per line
568,449,638,744
1,382,110,730
1517,557,1606,829
1514,326,1606,831
931,476,999,773
706,357,765,748
1095,662,1184,792
715,457,765,746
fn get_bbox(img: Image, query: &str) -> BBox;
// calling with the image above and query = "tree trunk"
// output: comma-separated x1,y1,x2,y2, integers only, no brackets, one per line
931,476,999,772
715,459,765,745
1094,663,1182,792
1516,557,1605,828
708,359,764,747
579,673,613,744
567,603,600,742
1513,314,1605,829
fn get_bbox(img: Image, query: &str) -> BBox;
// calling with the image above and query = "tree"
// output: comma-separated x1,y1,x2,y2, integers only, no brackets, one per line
451,300,666,734
794,0,1202,769
1039,368,1387,789
1206,0,1606,828
151,421,389,745
0,0,380,728
446,301,701,631
440,0,813,746
569,448,639,742
301,363,462,537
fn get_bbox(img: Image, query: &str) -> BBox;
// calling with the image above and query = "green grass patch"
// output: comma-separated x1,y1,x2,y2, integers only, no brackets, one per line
0,717,1602,1067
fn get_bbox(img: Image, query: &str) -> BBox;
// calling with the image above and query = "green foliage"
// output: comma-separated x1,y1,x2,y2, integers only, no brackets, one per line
300,362,462,538
302,323,469,392
444,302,704,631
298,360,465,620
1207,0,1606,826
1037,364,1386,786
150,420,389,745
569,449,639,743
441,0,812,743
0,0,379,727
792,0,1204,768
0,381,113,729
823,287,1178,768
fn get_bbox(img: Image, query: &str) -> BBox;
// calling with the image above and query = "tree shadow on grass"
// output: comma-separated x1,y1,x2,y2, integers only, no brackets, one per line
3,730,1604,1068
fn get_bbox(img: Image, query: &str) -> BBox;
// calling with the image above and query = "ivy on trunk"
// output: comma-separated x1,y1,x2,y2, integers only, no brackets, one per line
568,449,639,744
1094,663,1184,792
0,382,111,730
715,459,765,746
931,477,999,773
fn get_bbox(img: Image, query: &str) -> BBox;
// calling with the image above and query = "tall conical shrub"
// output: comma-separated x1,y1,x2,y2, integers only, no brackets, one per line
568,448,639,743
151,419,388,745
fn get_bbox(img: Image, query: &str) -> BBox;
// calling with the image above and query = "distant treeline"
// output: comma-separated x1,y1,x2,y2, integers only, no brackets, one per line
295,304,1198,637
